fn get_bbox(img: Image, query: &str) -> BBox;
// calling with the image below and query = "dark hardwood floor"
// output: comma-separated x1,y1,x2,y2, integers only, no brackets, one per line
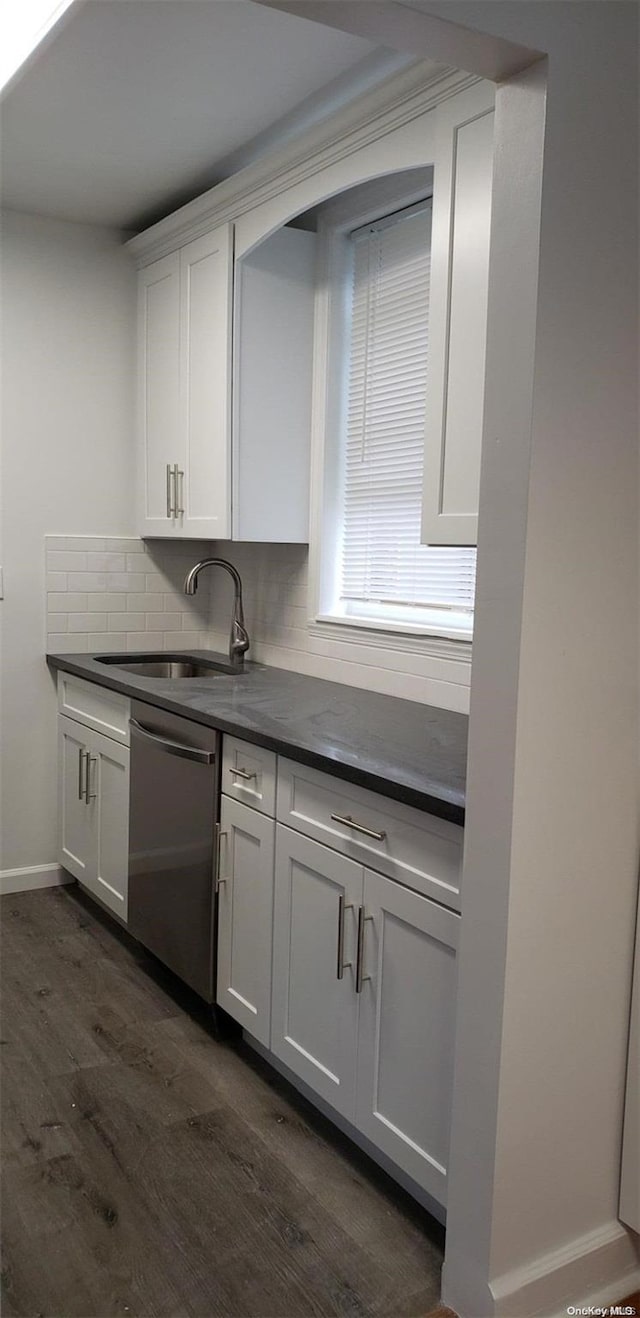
1,886,444,1318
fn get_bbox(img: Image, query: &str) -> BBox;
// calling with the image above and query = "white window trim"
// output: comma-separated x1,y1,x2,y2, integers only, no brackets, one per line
306,172,475,653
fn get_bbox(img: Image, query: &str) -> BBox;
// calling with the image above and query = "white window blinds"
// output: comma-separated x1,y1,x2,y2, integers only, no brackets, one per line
339,201,476,616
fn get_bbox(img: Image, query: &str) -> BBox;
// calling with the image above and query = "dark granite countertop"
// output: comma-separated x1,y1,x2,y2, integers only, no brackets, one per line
47,652,467,825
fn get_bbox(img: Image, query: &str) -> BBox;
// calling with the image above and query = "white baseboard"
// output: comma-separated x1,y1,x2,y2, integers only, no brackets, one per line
490,1220,640,1318
0,864,73,896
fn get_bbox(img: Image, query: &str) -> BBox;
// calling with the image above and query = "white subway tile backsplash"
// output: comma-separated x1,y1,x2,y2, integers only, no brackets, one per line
106,573,146,592
48,592,87,612
47,551,88,571
108,538,144,553
44,535,470,708
60,536,107,551
145,613,183,631
69,613,108,632
50,634,88,653
45,535,217,657
86,552,126,572
125,593,165,612
67,572,108,591
125,633,163,651
108,613,146,632
146,574,166,592
163,631,207,650
88,633,127,649
88,593,127,611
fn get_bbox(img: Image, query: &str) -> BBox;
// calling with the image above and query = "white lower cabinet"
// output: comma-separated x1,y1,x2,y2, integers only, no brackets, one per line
58,715,129,922
271,827,362,1119
270,822,460,1208
216,795,275,1046
355,868,459,1205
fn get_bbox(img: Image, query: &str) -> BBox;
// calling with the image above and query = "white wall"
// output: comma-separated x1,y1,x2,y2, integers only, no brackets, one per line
401,5,640,1314
0,211,136,878
445,7,639,1312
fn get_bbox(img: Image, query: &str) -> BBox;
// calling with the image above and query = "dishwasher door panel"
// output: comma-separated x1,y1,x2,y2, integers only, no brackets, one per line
128,701,220,1001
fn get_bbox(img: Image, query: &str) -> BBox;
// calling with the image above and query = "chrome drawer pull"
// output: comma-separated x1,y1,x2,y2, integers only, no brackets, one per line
85,755,97,804
336,893,354,980
174,464,184,516
215,824,228,891
330,813,386,842
166,463,174,518
77,748,86,801
229,766,257,782
355,906,374,994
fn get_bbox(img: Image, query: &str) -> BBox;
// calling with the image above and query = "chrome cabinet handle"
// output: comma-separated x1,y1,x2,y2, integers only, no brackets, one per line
229,766,256,782
130,718,216,764
174,464,184,516
330,813,387,843
355,906,374,993
166,463,174,518
215,824,228,892
77,748,86,801
336,892,354,980
85,755,97,804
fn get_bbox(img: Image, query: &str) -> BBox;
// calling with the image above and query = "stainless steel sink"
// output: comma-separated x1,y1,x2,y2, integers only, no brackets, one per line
95,653,238,679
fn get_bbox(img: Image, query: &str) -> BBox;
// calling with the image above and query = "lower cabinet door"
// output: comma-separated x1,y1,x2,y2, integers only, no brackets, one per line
271,826,361,1120
58,716,94,883
216,796,275,1045
355,869,460,1207
92,733,130,922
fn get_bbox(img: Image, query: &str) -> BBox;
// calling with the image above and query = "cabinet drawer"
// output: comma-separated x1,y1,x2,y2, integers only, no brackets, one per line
277,758,462,911
222,736,276,816
57,673,130,745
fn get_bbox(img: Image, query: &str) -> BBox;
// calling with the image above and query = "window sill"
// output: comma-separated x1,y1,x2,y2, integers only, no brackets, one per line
310,613,473,661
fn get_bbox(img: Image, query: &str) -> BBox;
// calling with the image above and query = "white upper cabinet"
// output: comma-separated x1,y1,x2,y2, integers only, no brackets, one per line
133,68,495,547
421,82,495,547
138,251,181,534
138,224,232,539
137,222,316,542
232,226,316,542
180,228,233,537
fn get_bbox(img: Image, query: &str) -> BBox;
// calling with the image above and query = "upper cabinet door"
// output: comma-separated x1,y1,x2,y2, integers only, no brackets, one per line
138,252,181,535
421,82,495,546
137,225,233,539
180,225,233,539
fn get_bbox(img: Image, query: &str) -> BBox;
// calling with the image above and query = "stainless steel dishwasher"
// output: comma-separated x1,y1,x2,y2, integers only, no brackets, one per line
128,700,220,1002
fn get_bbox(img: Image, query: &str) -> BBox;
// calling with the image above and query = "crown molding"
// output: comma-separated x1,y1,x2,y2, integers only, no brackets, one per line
126,61,481,266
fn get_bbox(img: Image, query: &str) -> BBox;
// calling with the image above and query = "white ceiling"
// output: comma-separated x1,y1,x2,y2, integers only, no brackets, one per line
0,0,401,232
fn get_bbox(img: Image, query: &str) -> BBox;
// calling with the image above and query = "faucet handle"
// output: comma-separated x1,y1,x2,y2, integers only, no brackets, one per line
232,622,250,658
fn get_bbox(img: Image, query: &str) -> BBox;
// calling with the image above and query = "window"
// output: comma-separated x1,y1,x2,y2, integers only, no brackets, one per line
317,191,476,642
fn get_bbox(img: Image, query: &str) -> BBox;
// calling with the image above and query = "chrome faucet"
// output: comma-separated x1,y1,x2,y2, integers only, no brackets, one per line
183,558,250,670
